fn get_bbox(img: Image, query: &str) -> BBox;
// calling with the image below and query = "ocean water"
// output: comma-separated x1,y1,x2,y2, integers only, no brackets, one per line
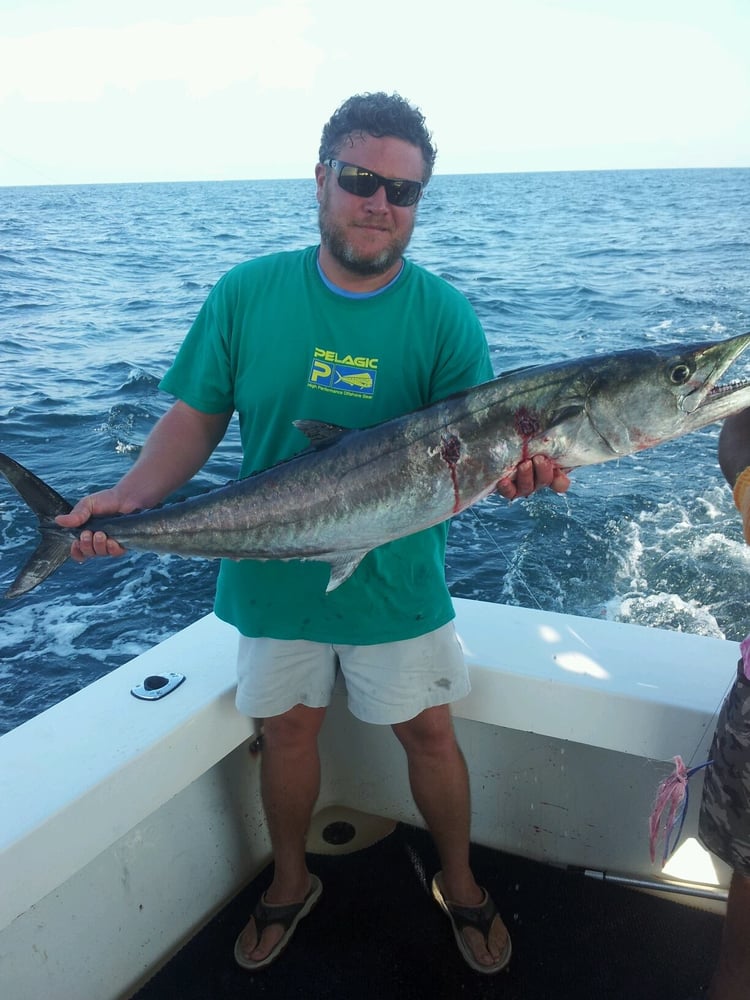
1,168,750,734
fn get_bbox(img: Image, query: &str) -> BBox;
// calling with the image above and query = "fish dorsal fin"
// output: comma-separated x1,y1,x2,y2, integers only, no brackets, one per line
293,419,350,446
325,551,369,592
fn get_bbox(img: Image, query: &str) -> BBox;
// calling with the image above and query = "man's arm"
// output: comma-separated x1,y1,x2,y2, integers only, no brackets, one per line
56,401,232,560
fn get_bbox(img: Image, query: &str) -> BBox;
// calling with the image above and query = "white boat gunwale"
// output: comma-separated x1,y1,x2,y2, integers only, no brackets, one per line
0,598,736,999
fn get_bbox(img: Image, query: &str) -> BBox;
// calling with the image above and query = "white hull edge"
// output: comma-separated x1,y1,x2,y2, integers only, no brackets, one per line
0,598,736,999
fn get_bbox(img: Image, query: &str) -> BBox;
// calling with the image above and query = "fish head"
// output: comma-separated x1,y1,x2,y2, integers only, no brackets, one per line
519,332,750,469
574,332,750,463
670,332,750,417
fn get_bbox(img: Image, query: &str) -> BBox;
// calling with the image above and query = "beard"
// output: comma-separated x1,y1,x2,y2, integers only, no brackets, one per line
318,191,415,277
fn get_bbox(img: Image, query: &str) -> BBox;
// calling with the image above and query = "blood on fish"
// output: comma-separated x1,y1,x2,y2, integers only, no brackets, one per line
440,433,462,466
440,433,462,512
514,407,541,437
513,406,543,466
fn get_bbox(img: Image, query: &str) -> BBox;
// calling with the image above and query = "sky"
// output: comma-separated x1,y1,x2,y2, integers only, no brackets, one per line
0,0,748,186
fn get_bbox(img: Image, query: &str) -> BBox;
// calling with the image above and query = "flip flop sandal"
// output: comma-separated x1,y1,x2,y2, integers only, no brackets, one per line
234,874,323,971
431,872,512,975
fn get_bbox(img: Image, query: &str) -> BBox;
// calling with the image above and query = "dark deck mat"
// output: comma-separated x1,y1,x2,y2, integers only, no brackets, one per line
133,822,720,999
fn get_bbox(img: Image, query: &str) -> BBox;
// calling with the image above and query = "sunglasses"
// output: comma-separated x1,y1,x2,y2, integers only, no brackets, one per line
324,159,423,207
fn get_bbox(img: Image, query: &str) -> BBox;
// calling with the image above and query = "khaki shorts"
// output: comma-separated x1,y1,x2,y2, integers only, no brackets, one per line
699,660,750,875
235,622,469,725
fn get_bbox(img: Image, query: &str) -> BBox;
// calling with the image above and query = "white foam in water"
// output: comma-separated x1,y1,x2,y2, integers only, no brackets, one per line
615,592,724,638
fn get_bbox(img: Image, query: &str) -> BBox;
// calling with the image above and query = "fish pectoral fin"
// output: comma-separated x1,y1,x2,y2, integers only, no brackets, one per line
293,419,350,447
325,551,369,592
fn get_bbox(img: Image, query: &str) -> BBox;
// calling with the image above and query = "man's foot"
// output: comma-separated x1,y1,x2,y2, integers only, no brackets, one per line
234,875,322,971
431,872,512,974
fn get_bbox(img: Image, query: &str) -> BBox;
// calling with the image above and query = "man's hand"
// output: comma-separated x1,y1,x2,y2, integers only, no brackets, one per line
496,455,571,500
51,404,232,563
56,489,131,561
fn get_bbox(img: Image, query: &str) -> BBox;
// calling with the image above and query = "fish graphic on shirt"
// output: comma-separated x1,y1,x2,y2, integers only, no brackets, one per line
335,371,373,389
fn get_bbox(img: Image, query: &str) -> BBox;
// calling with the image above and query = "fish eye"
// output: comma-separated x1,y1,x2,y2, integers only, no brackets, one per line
669,362,693,385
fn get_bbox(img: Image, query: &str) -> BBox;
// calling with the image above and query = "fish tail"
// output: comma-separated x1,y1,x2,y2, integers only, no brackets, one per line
0,453,73,598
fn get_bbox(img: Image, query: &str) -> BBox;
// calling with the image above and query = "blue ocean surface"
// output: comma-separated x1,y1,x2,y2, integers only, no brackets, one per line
1,168,750,734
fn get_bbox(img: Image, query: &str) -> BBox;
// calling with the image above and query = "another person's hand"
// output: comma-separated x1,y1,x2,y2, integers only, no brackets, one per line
733,467,750,544
496,455,571,501
56,489,129,561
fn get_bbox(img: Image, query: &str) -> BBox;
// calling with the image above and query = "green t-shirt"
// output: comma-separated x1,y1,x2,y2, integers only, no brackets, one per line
160,246,492,643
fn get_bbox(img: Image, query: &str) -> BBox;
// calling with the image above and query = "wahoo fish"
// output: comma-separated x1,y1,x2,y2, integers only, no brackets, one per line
3,333,750,599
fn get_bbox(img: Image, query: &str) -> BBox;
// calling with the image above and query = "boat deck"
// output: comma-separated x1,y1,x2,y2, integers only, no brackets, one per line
132,819,720,1000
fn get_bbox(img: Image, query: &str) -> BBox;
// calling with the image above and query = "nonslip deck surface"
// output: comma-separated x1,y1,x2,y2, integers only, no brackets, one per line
133,822,720,1000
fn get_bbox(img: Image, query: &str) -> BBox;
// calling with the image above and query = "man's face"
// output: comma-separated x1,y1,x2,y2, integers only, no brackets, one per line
315,134,424,278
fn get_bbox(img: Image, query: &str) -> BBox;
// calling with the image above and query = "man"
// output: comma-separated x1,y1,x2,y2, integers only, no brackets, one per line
57,92,569,974
697,407,750,999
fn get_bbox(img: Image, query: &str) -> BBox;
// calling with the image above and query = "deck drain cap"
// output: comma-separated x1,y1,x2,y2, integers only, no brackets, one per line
131,672,186,700
322,821,356,846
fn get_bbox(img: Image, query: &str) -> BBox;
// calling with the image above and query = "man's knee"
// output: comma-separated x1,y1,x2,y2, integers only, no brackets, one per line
392,704,457,755
263,704,326,750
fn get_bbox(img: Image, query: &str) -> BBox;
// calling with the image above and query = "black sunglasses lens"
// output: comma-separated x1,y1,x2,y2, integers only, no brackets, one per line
338,165,379,198
386,180,421,207
335,163,421,206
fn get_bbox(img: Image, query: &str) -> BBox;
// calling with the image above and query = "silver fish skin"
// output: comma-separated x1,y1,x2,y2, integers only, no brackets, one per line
3,333,750,599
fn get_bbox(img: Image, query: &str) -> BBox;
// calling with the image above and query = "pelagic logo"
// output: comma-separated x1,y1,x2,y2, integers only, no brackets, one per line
308,347,378,398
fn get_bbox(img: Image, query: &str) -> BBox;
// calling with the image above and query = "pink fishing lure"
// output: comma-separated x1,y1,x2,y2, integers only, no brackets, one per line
649,755,712,865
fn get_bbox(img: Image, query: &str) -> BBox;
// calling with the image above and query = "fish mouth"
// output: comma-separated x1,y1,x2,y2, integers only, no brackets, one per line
682,332,750,414
705,377,750,401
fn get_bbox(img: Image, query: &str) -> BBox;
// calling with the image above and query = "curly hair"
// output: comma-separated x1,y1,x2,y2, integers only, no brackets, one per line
318,92,437,185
